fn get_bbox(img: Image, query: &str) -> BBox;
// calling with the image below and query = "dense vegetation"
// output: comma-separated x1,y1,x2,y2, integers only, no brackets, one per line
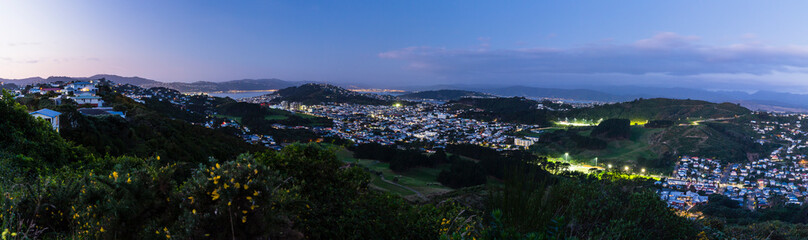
449,97,551,125
590,118,631,139
349,143,439,171
651,122,774,163
272,83,391,105
437,158,487,188
53,88,265,162
445,144,540,178
564,98,750,122
1,95,462,239
5,88,801,239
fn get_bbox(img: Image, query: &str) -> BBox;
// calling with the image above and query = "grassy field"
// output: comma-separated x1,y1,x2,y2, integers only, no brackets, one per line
335,147,452,197
264,115,289,121
213,114,242,123
558,127,663,169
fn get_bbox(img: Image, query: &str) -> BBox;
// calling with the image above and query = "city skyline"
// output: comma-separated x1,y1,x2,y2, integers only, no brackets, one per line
4,1,808,93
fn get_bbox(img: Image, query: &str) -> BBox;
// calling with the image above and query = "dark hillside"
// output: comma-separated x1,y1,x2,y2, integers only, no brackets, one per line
566,98,750,122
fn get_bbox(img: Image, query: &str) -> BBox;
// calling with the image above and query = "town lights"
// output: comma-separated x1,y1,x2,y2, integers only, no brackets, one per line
607,164,612,169
624,166,629,171
641,168,646,173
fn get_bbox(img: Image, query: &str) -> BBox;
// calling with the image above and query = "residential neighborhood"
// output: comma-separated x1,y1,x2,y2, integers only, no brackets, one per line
658,113,808,211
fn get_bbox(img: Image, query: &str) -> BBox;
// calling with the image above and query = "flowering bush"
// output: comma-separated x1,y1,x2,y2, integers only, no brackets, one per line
172,154,302,239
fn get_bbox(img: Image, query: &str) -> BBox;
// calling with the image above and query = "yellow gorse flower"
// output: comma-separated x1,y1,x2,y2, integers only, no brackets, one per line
211,189,220,201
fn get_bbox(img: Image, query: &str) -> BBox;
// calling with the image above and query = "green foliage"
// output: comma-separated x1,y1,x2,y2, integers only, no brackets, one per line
591,118,630,139
724,221,808,240
646,120,674,128
446,144,540,178
0,91,88,168
256,144,456,239
274,83,390,105
58,91,263,163
488,165,699,239
449,97,551,125
653,123,766,163
350,143,436,171
173,155,301,239
437,159,487,188
697,194,808,226
217,100,332,128
565,98,750,122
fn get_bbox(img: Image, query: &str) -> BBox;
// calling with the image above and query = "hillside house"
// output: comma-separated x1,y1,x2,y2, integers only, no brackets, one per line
29,108,61,132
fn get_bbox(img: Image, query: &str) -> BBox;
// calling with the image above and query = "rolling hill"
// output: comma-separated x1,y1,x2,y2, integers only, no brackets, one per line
564,98,751,122
0,75,303,93
270,83,394,105
141,78,300,92
399,89,494,101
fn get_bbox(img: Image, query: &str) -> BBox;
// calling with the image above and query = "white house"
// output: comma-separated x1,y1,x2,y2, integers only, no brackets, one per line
30,108,61,132
71,93,103,107
65,81,97,94
514,138,536,148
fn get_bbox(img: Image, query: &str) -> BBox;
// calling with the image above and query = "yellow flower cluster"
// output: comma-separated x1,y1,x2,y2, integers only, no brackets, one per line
210,189,220,201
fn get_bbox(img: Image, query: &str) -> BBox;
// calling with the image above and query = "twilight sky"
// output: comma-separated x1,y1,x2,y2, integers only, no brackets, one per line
3,1,808,92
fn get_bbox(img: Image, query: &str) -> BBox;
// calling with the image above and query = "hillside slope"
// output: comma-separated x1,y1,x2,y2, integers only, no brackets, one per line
271,83,393,105
565,98,750,122
399,89,494,101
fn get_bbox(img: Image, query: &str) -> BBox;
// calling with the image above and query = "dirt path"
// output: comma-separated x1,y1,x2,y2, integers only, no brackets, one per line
379,175,427,201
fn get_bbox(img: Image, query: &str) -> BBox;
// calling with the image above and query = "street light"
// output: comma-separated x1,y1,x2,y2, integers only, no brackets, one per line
607,164,612,169
564,153,569,162
594,157,598,167
624,166,629,171
641,168,646,174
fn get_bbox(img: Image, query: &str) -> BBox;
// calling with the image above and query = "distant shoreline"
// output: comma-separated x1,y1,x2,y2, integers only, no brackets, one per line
185,89,278,95
188,90,278,99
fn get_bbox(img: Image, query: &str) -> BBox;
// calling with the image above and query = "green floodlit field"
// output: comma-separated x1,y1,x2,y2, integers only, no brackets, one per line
548,126,666,173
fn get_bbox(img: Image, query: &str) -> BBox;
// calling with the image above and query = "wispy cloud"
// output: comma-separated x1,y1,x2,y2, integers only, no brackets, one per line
7,42,41,47
380,32,808,81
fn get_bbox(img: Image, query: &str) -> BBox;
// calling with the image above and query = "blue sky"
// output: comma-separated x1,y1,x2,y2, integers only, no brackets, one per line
3,1,808,92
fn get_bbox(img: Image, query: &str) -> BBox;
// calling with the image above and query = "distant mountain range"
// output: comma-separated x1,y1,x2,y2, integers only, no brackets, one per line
0,74,302,93
411,85,808,112
4,74,808,112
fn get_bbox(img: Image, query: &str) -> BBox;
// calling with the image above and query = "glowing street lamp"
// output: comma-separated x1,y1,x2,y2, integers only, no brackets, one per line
607,164,612,169
624,166,629,171
564,153,569,162
641,168,646,173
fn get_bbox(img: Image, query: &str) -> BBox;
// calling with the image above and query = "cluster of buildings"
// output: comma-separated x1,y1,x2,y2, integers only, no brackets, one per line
18,80,126,131
21,81,103,107
281,103,537,149
657,115,808,211
112,84,285,149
